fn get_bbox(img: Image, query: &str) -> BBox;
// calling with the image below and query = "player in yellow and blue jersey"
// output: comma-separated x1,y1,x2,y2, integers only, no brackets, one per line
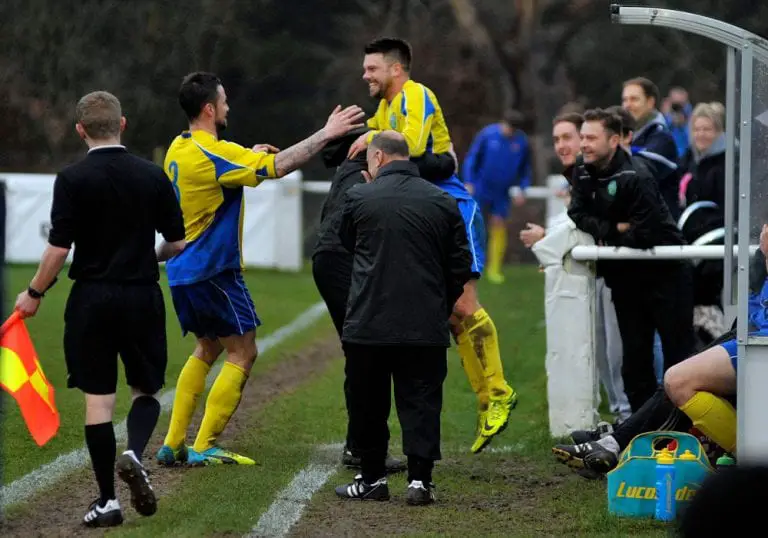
155,72,364,466
347,39,518,454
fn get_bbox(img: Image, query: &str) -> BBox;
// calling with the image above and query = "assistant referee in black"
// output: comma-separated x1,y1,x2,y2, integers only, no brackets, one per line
14,91,185,528
333,131,473,506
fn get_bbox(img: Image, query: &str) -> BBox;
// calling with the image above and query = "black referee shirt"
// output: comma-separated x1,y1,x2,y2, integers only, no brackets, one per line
48,146,184,283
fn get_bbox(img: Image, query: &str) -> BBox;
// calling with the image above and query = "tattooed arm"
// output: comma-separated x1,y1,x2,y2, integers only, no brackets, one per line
275,130,332,177
274,105,365,177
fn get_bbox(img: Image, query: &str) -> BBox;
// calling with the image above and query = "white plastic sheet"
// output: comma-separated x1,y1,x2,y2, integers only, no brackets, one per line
532,217,600,437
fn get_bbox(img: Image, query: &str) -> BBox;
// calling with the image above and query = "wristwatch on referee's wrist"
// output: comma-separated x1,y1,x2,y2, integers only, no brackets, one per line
27,286,45,299
27,277,58,299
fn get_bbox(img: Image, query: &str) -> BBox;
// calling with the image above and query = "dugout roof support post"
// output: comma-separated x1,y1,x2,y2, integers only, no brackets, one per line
610,4,768,463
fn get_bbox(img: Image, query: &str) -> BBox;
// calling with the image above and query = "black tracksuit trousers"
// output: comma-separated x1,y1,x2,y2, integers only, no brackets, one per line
343,343,447,484
608,261,695,412
312,251,356,451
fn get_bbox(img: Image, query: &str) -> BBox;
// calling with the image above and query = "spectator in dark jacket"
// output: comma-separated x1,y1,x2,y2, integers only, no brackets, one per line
567,108,695,414
679,102,726,212
334,131,473,506
678,102,728,345
622,77,681,220
311,127,456,471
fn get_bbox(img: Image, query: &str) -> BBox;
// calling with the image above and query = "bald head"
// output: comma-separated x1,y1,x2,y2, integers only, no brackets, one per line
370,130,409,157
366,130,410,179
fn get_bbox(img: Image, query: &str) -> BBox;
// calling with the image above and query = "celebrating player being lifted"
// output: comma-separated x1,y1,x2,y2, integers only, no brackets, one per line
156,72,364,467
348,38,518,453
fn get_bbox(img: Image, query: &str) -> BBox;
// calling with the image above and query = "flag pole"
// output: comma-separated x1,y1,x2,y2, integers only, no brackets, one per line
0,311,20,337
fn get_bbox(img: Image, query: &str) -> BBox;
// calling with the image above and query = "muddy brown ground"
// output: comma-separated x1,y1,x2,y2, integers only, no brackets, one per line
289,456,576,538
0,335,341,538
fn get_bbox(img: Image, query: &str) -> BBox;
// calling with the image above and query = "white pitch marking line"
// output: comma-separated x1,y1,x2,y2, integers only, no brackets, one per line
0,301,329,510
246,443,343,538
246,442,529,538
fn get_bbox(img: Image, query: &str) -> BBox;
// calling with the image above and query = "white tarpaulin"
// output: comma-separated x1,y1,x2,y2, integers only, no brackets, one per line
532,216,600,437
0,171,303,271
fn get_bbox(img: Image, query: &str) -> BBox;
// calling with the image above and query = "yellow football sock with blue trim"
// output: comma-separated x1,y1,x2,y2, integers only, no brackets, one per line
487,225,507,278
679,391,737,454
164,356,210,449
462,308,513,400
457,330,489,410
193,361,248,453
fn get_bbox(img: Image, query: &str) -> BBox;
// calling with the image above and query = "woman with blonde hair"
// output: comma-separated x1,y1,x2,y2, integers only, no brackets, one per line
679,102,726,209
678,102,728,350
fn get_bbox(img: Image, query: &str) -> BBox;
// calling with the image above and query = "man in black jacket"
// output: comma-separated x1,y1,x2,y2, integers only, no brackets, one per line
567,108,695,413
312,127,456,472
622,77,681,220
333,131,473,505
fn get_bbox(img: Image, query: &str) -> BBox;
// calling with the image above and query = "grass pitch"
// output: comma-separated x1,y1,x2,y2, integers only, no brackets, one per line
2,265,670,536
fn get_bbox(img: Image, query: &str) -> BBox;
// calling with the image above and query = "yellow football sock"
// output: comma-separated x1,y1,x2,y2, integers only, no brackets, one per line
487,225,507,277
164,356,210,449
463,308,513,400
679,391,737,454
193,361,248,453
457,330,489,410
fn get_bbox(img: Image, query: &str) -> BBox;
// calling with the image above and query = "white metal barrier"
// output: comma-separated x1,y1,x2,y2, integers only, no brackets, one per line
3,172,566,270
540,241,758,439
307,175,569,229
1,172,304,271
571,245,759,261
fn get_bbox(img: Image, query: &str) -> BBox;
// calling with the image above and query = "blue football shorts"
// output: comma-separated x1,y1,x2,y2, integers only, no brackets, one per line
170,269,261,339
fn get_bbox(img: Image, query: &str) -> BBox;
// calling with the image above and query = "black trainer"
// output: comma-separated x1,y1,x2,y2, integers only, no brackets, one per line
385,454,407,473
406,480,436,506
341,446,406,474
341,446,361,468
116,452,157,516
569,421,615,444
552,441,619,474
335,474,390,501
83,498,123,528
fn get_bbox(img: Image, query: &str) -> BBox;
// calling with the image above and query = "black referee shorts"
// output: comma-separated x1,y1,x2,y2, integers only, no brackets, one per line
64,281,168,395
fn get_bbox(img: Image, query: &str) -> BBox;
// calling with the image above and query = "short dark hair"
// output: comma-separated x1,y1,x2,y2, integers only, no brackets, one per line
364,38,412,72
605,105,635,136
370,131,410,158
179,72,222,121
503,110,525,129
623,77,660,107
553,112,584,131
583,108,623,136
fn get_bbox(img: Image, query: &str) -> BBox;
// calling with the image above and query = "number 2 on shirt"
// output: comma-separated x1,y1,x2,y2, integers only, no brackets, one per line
168,161,180,200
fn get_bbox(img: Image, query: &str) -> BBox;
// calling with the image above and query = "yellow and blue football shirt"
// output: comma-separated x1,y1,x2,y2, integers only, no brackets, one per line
366,79,471,200
163,130,278,287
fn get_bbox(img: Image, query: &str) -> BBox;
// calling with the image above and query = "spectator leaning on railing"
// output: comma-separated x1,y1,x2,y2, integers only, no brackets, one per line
566,108,695,414
521,112,631,426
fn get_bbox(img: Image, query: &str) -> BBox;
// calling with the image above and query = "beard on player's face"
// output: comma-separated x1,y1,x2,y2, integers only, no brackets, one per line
213,105,228,132
369,74,392,100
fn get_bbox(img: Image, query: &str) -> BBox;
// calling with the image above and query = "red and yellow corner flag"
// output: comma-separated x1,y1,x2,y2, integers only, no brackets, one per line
0,311,60,446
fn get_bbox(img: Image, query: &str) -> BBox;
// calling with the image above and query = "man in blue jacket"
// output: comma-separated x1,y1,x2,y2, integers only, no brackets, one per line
622,77,682,221
663,87,692,159
462,110,532,284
